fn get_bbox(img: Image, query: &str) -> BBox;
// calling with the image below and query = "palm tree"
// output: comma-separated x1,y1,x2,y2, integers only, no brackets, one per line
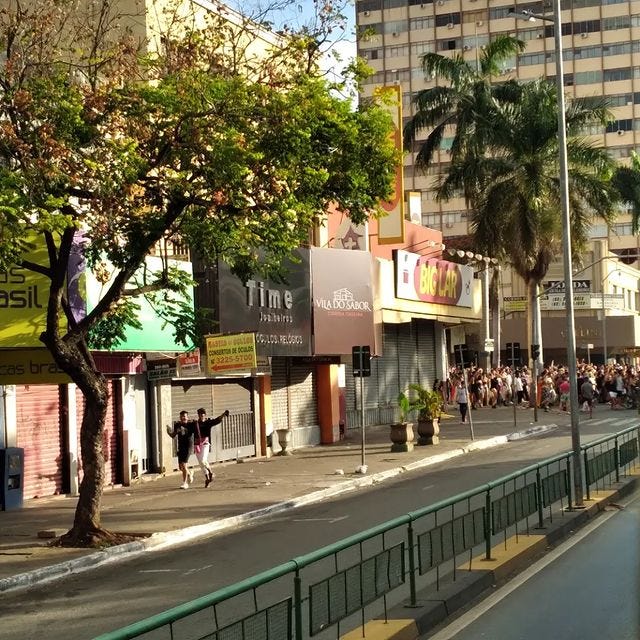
612,150,640,234
404,35,525,368
462,80,618,364
403,35,525,183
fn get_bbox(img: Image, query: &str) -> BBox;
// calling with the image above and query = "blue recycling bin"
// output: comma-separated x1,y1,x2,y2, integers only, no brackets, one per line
0,447,24,510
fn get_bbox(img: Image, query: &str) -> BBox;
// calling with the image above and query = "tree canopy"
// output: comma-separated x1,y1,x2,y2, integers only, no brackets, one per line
0,0,398,545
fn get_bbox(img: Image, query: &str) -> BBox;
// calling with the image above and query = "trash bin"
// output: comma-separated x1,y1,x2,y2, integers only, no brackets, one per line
0,447,24,511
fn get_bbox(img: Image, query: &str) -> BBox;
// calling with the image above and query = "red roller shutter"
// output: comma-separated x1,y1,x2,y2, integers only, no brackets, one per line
16,384,64,499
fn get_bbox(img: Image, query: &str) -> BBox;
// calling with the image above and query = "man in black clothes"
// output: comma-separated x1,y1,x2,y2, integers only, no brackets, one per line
167,410,194,489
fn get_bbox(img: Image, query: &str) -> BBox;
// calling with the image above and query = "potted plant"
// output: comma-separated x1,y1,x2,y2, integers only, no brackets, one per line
389,391,415,452
408,383,441,446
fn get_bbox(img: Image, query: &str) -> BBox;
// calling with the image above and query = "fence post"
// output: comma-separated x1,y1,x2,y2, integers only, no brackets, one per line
407,520,417,606
535,467,544,528
484,488,492,560
614,436,620,483
294,570,303,640
583,448,590,501
566,454,573,512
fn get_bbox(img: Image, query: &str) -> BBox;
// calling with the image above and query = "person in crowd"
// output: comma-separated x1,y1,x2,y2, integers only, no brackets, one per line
540,376,555,412
580,376,595,418
193,407,230,487
513,371,524,405
167,410,194,489
455,381,469,424
558,376,571,412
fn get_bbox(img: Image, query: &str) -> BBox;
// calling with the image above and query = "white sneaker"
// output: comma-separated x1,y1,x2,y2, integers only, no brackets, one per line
188,471,194,484
180,482,189,489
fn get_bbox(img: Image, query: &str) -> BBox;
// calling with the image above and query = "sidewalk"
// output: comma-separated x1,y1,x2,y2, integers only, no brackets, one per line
0,405,568,593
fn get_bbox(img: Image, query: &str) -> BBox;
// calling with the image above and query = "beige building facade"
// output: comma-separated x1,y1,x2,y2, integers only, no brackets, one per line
356,0,640,363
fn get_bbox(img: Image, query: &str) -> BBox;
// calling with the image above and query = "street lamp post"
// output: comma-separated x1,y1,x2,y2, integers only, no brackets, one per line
601,269,621,365
510,2,584,507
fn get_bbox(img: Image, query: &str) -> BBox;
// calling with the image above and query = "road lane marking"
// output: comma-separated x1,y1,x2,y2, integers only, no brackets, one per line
292,516,349,524
139,569,175,573
426,504,624,639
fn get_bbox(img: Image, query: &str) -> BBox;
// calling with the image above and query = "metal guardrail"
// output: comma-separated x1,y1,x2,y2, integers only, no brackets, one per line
95,425,640,640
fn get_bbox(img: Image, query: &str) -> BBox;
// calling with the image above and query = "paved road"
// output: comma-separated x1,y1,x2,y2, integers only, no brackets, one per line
0,414,635,640
425,487,640,640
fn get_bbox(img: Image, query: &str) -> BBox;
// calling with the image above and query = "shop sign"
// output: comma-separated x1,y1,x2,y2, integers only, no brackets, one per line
147,358,177,381
539,293,624,311
395,250,473,308
503,296,527,313
311,248,375,355
206,333,257,374
0,349,71,384
218,249,311,357
374,85,405,245
546,279,591,293
177,348,201,376
0,242,52,347
86,255,194,352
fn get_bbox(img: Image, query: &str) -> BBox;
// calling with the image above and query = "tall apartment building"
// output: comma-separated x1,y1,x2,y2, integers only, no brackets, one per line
356,0,640,363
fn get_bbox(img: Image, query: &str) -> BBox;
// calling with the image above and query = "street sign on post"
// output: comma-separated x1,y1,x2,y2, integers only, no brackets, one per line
453,344,469,367
352,346,371,377
352,345,371,474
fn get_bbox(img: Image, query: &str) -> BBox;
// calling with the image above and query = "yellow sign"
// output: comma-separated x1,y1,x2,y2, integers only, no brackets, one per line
374,85,405,245
0,243,51,347
206,333,257,374
0,349,71,384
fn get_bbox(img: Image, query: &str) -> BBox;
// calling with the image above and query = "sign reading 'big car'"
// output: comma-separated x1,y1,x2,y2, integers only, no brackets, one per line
395,249,473,308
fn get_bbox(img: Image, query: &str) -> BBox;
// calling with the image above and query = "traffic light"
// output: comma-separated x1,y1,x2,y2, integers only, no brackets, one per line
531,344,540,360
505,342,521,365
453,344,470,367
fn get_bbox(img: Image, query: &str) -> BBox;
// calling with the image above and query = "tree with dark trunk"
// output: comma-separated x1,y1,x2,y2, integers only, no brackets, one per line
0,0,398,546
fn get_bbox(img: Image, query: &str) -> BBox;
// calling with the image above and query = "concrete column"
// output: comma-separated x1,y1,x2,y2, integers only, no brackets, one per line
258,376,273,456
317,364,341,444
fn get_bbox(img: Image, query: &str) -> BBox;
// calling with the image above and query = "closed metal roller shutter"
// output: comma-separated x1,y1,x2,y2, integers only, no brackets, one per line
16,384,64,499
270,359,317,440
416,320,437,388
213,380,255,459
171,382,212,417
397,322,418,396
171,380,255,461
378,325,400,405
76,380,121,486
345,361,356,415
289,363,317,429
271,358,288,431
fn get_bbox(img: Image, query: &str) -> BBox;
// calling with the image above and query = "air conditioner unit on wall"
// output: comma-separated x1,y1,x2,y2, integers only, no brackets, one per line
581,32,588,38
618,129,626,135
364,10,370,16
463,45,472,51
447,22,454,29
445,222,454,228
537,33,544,38
476,20,484,26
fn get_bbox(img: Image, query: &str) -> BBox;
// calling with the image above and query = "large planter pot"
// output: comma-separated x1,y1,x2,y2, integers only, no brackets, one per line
417,418,440,446
276,428,293,456
389,422,414,452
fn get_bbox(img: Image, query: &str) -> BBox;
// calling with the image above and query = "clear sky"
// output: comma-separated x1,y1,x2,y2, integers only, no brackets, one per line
226,0,358,79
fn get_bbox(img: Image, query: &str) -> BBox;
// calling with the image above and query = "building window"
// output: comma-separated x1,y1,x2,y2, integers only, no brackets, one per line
410,17,435,31
603,15,631,31
435,13,461,27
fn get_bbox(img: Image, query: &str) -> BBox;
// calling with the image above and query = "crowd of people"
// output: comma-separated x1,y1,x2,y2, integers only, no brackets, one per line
433,361,640,422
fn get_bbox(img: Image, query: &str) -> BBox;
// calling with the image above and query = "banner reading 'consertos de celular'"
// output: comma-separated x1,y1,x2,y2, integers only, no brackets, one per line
395,250,473,308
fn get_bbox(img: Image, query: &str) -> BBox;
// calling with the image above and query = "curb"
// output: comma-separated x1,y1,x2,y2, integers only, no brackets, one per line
0,425,555,594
